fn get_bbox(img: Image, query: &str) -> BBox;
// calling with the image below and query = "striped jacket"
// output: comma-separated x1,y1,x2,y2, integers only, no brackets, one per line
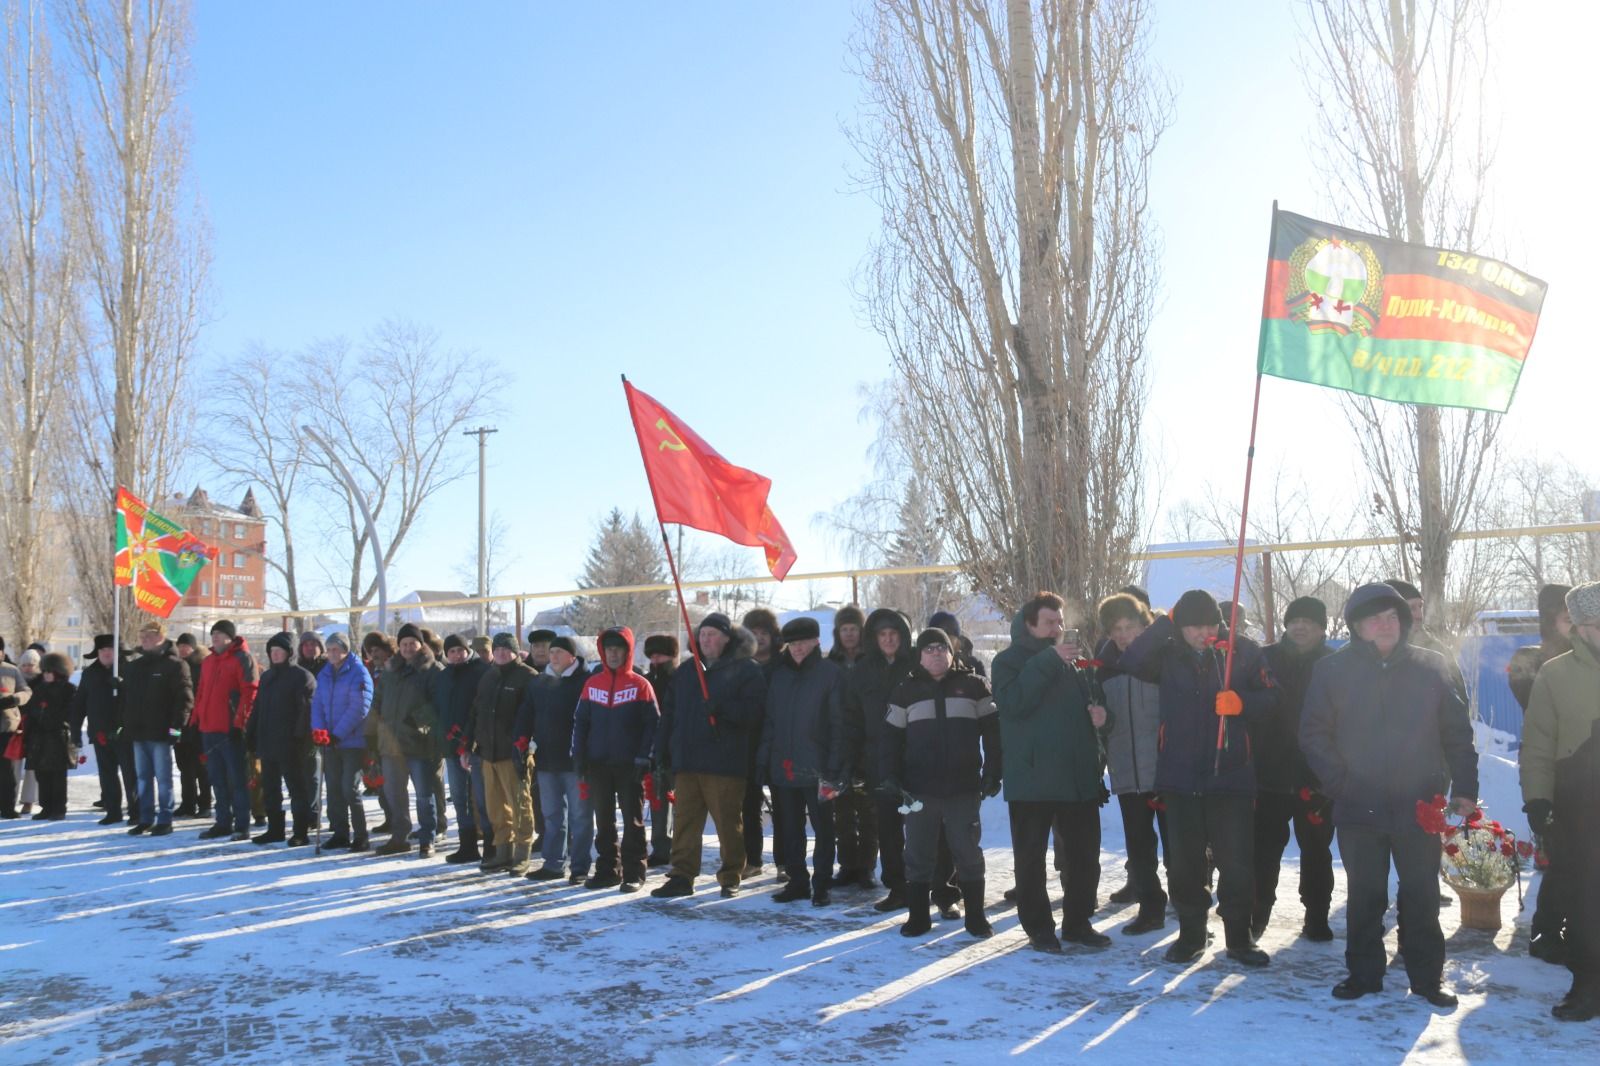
883,666,1000,798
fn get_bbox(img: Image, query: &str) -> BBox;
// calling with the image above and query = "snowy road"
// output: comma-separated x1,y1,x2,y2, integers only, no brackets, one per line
0,771,1584,1065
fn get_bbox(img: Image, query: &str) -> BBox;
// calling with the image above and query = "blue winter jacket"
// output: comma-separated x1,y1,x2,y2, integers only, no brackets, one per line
311,656,373,750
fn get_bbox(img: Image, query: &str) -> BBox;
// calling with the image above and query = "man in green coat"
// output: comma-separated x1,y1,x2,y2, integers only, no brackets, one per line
992,591,1112,954
366,624,444,858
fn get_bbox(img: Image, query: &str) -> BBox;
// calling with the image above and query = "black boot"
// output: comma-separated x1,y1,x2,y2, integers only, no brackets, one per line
1123,898,1167,935
1250,908,1271,941
286,817,310,847
900,882,932,937
1108,882,1139,905
873,886,907,913
445,830,481,865
1301,909,1335,942
960,880,992,938
1225,920,1270,967
1164,915,1208,964
253,814,286,846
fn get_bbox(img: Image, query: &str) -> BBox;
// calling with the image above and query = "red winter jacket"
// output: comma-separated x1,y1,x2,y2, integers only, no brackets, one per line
194,637,259,733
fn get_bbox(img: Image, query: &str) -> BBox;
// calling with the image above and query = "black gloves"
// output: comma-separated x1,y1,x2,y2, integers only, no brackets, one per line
1524,799,1554,836
0,694,17,710
981,773,1002,799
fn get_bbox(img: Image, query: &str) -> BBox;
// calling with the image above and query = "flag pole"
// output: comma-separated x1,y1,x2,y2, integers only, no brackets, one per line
622,375,711,702
112,488,123,683
1216,203,1279,773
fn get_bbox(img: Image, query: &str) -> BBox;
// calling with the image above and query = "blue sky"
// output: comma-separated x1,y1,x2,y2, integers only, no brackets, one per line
187,2,1595,613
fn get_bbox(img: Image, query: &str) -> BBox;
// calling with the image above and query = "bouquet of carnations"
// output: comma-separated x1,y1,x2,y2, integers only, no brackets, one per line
1416,794,1533,892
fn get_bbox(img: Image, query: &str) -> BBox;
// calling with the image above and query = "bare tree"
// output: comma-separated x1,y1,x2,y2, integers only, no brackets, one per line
1475,455,1593,601
0,1,77,643
57,0,206,632
1303,0,1499,630
851,0,1167,621
198,344,307,611
294,319,497,617
450,509,515,599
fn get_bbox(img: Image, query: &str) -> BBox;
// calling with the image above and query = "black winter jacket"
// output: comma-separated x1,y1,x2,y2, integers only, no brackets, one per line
883,664,999,799
842,609,916,784
1254,638,1333,793
658,627,766,779
758,646,845,786
516,659,587,773
120,642,194,742
248,662,316,764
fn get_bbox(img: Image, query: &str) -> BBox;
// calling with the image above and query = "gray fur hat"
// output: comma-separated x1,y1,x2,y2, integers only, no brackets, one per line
1565,582,1600,626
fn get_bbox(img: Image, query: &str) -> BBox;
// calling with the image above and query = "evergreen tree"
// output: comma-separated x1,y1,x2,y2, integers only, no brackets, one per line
570,509,673,637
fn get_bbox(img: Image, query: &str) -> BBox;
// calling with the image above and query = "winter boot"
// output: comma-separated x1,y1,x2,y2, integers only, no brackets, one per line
253,814,286,846
1250,908,1272,942
1529,931,1568,965
445,830,481,865
480,843,512,872
1122,899,1167,936
1061,921,1112,949
1164,915,1209,964
1108,882,1139,905
98,812,124,826
198,822,231,840
506,842,532,876
1301,909,1335,943
900,882,933,938
348,834,370,853
961,880,993,938
286,818,310,847
1552,982,1600,1023
374,835,411,857
773,877,811,904
650,876,694,898
873,886,907,913
1225,920,1270,967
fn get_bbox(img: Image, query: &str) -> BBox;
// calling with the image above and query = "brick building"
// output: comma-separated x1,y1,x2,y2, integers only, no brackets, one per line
165,487,269,631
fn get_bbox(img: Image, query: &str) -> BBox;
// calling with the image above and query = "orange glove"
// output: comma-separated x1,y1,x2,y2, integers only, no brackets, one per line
1215,691,1243,717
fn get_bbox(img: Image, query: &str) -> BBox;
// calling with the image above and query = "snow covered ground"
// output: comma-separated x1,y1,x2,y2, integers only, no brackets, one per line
0,743,1586,1065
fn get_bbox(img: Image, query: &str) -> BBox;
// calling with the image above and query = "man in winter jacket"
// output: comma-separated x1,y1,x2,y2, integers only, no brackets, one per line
883,628,1000,940
1098,592,1168,935
72,635,133,826
1251,596,1337,942
1510,583,1575,964
929,610,986,677
311,632,373,850
642,633,678,867
1520,581,1600,1022
842,608,918,912
1301,583,1477,1007
1120,589,1277,968
517,636,592,882
470,631,539,872
120,621,194,835
741,608,783,874
651,614,766,899
172,633,210,818
827,606,877,889
366,623,444,858
194,620,258,841
573,627,658,891
758,616,845,905
249,632,317,846
23,653,76,819
992,592,1112,953
437,634,490,864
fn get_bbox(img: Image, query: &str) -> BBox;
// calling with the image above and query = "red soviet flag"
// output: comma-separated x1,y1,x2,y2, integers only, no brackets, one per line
624,379,797,580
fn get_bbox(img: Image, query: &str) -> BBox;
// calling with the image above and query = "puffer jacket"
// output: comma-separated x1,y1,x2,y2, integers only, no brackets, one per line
1300,583,1478,831
120,641,194,742
991,607,1107,804
469,656,539,763
516,659,587,773
194,637,258,733
1520,637,1600,807
1119,614,1277,797
758,645,845,787
23,676,78,773
72,658,121,738
1099,639,1162,795
1255,637,1333,793
657,627,766,778
311,655,372,750
883,664,999,799
437,655,490,757
573,627,658,771
841,608,916,784
366,646,443,759
249,661,316,764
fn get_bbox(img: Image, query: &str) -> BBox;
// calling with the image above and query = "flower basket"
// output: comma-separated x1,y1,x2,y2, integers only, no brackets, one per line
1449,881,1509,931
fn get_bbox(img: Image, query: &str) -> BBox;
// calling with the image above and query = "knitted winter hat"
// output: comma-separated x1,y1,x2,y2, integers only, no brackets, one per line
297,631,324,653
1565,582,1600,626
491,631,520,652
1172,590,1222,628
915,627,952,652
928,610,962,639
325,632,350,652
1538,583,1574,624
549,636,579,657
698,613,733,639
443,633,469,653
175,632,198,649
643,633,679,659
780,616,820,643
211,619,237,639
1384,578,1423,602
19,649,40,670
396,623,423,643
469,635,492,659
1283,596,1328,629
266,631,295,657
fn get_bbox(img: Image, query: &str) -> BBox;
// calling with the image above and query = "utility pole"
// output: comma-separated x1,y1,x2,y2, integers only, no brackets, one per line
463,426,498,635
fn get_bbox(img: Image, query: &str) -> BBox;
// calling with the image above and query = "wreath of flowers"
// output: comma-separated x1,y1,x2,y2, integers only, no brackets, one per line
1416,794,1535,892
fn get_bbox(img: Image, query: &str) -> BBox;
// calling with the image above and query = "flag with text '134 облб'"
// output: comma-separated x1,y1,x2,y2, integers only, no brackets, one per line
1257,208,1547,413
624,381,797,580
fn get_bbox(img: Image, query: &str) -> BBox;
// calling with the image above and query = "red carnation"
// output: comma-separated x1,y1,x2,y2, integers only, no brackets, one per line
578,781,590,802
1500,842,1515,857
1298,786,1313,802
1307,811,1324,826
1444,843,1461,856
783,758,795,782
1444,825,1457,839
1147,796,1167,812
1516,840,1534,858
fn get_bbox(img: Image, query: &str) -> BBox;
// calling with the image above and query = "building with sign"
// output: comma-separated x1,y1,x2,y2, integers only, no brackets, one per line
164,487,269,632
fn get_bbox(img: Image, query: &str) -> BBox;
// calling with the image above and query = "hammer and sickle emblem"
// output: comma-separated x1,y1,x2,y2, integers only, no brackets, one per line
655,418,688,452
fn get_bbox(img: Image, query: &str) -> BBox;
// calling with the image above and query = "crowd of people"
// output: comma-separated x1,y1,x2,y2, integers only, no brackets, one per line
1,576,1596,1023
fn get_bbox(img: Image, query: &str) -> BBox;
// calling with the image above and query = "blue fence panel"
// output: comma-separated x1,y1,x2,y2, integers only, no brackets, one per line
1457,634,1539,743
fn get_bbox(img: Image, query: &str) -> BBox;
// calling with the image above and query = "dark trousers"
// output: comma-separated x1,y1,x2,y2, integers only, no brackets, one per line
775,785,835,890
1531,852,1570,941
873,790,906,891
175,728,210,811
834,787,878,873
648,771,671,859
590,763,647,882
1254,790,1335,921
36,768,68,815
1118,791,1169,904
260,753,314,830
93,737,126,816
1011,800,1101,936
1338,823,1445,990
1163,792,1254,924
0,747,15,815
743,777,774,869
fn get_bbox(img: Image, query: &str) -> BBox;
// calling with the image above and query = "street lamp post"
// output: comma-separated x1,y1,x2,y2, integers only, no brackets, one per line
463,426,498,635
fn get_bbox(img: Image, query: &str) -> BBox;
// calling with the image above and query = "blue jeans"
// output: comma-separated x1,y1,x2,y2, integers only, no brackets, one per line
323,746,368,839
132,740,175,826
381,754,436,845
446,753,476,836
537,769,592,875
203,731,250,832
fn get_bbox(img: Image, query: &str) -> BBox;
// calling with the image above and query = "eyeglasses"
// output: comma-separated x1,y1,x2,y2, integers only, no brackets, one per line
920,645,951,655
